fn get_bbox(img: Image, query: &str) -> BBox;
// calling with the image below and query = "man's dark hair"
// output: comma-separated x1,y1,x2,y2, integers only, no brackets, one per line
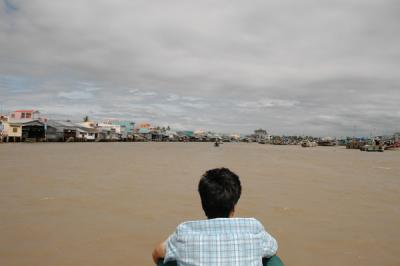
198,168,242,219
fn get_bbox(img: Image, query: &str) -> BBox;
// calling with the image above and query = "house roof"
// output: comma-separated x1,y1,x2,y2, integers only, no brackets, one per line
14,110,39,113
23,120,45,126
180,131,194,137
8,119,45,126
138,128,150,134
46,120,78,129
78,127,98,133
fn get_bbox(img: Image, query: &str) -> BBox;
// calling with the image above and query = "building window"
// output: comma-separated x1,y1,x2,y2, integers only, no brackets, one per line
21,113,26,118
13,127,18,133
26,113,32,118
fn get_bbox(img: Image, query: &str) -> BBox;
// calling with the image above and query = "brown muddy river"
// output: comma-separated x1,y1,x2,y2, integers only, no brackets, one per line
0,142,399,266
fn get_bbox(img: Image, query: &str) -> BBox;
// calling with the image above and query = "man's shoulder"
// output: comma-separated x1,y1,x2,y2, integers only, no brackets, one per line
175,217,266,235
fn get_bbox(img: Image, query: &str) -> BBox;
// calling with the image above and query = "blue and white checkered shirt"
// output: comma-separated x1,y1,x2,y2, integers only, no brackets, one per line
164,218,278,266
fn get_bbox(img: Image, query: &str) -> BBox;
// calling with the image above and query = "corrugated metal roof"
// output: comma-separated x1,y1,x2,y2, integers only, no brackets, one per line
78,127,98,133
46,120,78,129
182,131,194,137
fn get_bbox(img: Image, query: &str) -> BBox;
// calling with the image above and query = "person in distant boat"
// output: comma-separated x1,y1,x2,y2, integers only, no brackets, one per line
152,168,283,266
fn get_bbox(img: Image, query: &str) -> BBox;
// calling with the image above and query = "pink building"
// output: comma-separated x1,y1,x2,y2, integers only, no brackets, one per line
10,110,40,121
9,110,47,124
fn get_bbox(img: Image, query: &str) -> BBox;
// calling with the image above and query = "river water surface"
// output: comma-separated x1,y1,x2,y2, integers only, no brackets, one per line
0,143,399,266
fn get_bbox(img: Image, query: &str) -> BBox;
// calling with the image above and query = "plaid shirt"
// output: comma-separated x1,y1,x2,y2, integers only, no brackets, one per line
164,218,278,266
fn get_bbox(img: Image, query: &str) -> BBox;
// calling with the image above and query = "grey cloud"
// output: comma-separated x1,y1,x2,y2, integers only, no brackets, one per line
0,0,399,135
237,98,299,109
58,90,93,100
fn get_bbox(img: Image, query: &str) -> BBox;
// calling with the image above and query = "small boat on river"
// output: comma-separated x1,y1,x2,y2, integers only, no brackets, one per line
301,140,318,147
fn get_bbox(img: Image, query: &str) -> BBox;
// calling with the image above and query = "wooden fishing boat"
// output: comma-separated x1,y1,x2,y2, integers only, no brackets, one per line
360,144,384,152
317,140,337,146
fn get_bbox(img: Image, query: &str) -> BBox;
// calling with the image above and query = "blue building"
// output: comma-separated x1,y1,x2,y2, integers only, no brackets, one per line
108,120,135,139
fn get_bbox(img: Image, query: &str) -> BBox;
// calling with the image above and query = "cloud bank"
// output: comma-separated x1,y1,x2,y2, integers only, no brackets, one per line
1,0,399,135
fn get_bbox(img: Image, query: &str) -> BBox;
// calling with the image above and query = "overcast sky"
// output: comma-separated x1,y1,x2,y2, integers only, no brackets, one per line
1,0,399,136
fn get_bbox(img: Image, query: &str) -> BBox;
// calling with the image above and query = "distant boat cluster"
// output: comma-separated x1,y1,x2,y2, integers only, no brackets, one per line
0,109,399,152
255,130,400,152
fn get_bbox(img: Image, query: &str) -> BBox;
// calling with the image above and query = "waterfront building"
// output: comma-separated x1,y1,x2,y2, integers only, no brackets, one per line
394,132,400,142
106,120,135,140
97,123,122,141
254,128,270,143
0,123,3,142
9,110,41,122
205,132,221,142
135,122,161,141
0,115,7,142
2,121,22,142
164,130,178,141
2,119,46,142
136,127,165,141
76,121,101,141
21,120,46,141
138,122,151,129
193,130,207,141
137,127,151,141
5,110,47,142
46,120,81,142
176,131,199,141
230,133,241,141
79,121,98,128
78,127,98,141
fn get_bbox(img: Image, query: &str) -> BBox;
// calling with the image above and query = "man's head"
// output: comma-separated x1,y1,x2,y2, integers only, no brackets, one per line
198,168,242,219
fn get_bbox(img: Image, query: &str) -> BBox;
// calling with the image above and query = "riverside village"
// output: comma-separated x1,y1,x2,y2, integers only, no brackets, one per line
0,109,399,152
